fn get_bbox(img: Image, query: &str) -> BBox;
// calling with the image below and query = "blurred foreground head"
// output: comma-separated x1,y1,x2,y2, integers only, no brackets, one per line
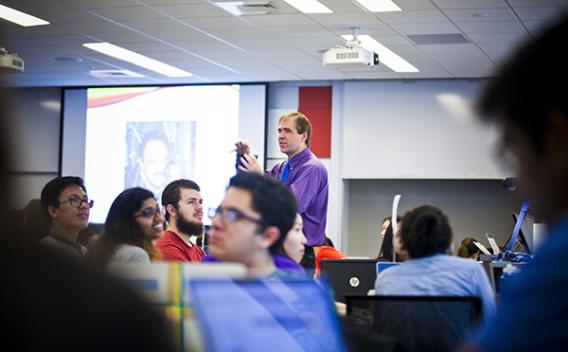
0,85,175,351
477,14,568,225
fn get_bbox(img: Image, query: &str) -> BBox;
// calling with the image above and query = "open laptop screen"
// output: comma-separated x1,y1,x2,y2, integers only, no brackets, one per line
189,279,347,352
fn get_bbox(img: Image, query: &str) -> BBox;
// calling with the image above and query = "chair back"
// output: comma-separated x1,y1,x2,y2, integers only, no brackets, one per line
346,295,482,352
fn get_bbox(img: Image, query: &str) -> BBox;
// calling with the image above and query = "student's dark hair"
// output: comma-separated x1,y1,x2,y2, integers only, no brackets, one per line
23,198,50,242
77,223,104,248
376,216,402,261
457,237,481,258
399,205,452,259
40,176,87,224
228,172,297,254
95,188,159,266
324,236,335,248
477,14,568,153
161,179,200,222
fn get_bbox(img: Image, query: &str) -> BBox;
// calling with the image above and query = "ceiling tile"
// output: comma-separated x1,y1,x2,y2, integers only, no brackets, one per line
522,20,555,35
508,0,568,7
389,22,459,35
154,3,231,18
513,6,568,21
308,12,381,26
443,8,517,22
456,21,526,33
88,6,165,21
432,0,508,9
467,31,530,43
373,10,447,24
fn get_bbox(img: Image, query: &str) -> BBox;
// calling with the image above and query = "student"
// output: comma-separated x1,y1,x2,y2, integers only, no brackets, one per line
465,14,568,352
158,179,206,262
375,205,495,320
376,216,402,262
457,237,481,260
207,172,297,278
77,223,104,254
95,188,163,266
39,176,93,258
273,213,308,277
314,236,346,279
235,112,329,268
23,198,50,243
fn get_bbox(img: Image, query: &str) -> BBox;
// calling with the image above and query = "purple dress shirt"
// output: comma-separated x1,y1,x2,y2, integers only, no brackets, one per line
267,147,328,246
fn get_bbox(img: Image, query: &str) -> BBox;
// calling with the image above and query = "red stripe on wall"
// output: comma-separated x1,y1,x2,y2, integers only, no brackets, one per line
298,86,332,158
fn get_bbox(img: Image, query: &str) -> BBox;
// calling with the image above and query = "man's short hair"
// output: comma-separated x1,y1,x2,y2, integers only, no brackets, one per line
161,179,201,222
40,176,87,224
228,172,297,254
477,15,568,153
279,112,313,147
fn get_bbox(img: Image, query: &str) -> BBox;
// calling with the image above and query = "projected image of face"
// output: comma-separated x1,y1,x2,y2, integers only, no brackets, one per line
141,138,169,191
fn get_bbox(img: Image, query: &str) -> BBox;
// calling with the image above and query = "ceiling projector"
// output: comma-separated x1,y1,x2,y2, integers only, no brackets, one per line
322,44,378,71
0,48,24,73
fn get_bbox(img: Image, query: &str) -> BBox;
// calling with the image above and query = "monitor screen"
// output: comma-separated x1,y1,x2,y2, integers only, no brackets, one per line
61,84,267,223
189,279,347,352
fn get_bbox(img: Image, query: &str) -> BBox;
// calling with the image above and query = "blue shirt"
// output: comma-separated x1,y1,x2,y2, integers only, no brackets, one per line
268,148,328,246
476,212,568,351
375,254,496,320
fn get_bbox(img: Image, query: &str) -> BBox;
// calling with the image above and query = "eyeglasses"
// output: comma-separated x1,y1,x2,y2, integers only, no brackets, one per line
208,207,265,227
59,197,94,209
135,205,162,218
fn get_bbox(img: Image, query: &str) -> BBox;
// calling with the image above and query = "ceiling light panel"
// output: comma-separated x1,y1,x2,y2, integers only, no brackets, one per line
353,0,402,12
0,4,50,27
83,42,193,78
282,0,333,14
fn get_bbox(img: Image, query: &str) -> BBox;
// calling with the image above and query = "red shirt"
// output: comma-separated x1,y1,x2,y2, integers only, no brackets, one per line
156,230,205,262
315,246,346,278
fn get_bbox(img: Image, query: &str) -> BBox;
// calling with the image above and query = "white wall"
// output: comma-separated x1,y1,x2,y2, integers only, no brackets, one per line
341,80,506,179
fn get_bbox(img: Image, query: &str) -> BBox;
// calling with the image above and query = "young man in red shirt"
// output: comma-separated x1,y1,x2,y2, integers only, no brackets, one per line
157,179,205,262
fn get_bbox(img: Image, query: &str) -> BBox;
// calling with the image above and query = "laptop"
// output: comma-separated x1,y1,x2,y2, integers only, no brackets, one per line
189,279,348,352
108,262,247,304
320,259,377,303
376,262,399,274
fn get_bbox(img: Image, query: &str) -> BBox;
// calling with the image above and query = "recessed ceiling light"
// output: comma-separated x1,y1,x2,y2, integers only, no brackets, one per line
472,13,488,18
342,34,419,73
282,0,333,14
0,4,50,27
83,42,193,78
353,0,401,12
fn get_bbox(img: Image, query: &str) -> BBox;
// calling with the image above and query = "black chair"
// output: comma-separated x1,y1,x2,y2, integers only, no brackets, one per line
345,295,482,352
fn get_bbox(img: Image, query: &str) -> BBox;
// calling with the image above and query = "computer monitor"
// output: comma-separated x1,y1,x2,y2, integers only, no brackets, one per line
503,201,532,254
188,279,347,352
320,259,378,303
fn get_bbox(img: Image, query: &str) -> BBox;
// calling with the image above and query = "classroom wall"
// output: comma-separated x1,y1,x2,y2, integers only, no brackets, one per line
7,87,61,209
6,80,525,256
346,179,521,258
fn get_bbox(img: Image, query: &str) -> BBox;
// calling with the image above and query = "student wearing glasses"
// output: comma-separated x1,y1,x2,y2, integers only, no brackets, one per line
206,172,297,278
39,176,94,258
94,187,164,266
